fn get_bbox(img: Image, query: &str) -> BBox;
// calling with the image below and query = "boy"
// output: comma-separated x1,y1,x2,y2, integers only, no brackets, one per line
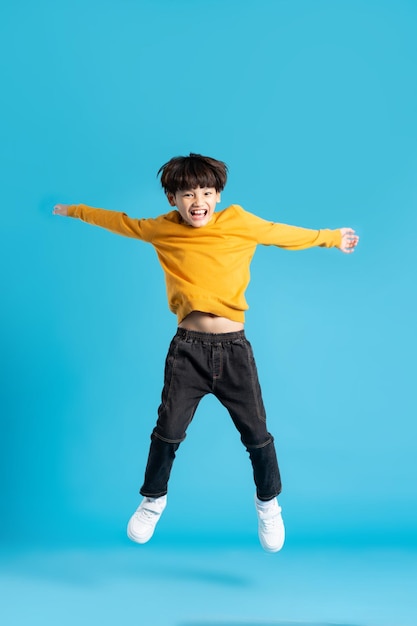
53,153,359,552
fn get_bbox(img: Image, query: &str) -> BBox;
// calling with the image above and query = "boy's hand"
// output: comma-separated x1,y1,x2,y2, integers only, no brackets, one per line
53,204,70,216
339,228,359,254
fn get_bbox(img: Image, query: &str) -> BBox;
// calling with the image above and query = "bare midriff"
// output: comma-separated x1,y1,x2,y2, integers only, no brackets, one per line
178,311,244,333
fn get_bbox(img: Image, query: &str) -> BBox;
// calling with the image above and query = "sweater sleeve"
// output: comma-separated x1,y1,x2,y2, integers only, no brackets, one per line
67,204,155,242
239,207,342,250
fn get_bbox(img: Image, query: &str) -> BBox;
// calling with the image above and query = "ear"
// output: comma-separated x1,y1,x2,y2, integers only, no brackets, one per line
167,193,176,207
216,192,221,203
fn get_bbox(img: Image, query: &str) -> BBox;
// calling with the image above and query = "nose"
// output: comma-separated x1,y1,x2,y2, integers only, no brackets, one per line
192,192,205,206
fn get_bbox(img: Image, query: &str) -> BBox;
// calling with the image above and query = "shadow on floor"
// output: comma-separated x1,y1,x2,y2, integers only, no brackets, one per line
1,545,252,588
177,622,362,626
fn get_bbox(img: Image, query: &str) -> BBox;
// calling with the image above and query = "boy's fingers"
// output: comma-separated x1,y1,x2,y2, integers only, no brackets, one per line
53,204,69,216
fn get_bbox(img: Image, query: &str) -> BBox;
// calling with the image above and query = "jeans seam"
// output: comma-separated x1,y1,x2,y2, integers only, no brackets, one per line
244,436,273,449
245,341,266,423
158,338,179,417
153,431,185,444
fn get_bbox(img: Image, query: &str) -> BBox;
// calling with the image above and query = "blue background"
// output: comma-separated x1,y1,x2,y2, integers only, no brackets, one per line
1,0,417,551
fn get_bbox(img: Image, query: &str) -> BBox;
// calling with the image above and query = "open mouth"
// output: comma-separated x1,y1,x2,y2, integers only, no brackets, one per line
190,209,208,218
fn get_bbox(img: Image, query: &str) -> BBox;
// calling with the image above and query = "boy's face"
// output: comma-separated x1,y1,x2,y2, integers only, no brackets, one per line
168,187,221,228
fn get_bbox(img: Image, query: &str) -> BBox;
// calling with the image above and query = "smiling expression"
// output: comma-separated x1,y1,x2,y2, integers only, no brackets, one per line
168,187,221,228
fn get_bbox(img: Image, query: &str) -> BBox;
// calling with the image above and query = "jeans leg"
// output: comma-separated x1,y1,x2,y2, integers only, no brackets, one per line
246,438,282,500
139,331,209,497
140,434,180,498
214,336,282,500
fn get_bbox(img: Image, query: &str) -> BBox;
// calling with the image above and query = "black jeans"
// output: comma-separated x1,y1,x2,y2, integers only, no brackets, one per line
140,328,282,501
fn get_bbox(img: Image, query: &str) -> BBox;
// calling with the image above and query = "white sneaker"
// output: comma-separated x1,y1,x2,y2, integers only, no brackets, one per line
127,495,167,544
255,495,285,553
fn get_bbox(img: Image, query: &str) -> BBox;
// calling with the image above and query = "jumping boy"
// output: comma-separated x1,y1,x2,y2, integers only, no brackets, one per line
53,153,359,552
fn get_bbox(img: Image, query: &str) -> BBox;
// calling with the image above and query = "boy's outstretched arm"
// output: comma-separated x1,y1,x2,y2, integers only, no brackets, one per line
339,228,359,254
52,203,152,241
53,204,69,216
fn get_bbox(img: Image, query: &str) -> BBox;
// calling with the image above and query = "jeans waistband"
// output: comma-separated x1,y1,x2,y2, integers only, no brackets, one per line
175,328,246,343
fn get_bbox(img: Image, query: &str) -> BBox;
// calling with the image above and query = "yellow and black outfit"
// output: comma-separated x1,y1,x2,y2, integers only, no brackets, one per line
67,203,341,500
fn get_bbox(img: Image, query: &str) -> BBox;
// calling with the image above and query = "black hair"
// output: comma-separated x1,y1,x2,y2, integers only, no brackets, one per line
157,153,228,195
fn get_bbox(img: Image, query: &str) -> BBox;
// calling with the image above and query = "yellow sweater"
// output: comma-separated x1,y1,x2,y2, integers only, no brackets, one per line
68,204,342,323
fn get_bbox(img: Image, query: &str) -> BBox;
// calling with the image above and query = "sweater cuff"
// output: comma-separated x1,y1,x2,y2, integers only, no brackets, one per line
67,204,80,218
333,228,342,248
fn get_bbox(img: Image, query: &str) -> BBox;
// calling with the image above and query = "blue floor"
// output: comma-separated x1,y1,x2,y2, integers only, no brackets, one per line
1,541,416,626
